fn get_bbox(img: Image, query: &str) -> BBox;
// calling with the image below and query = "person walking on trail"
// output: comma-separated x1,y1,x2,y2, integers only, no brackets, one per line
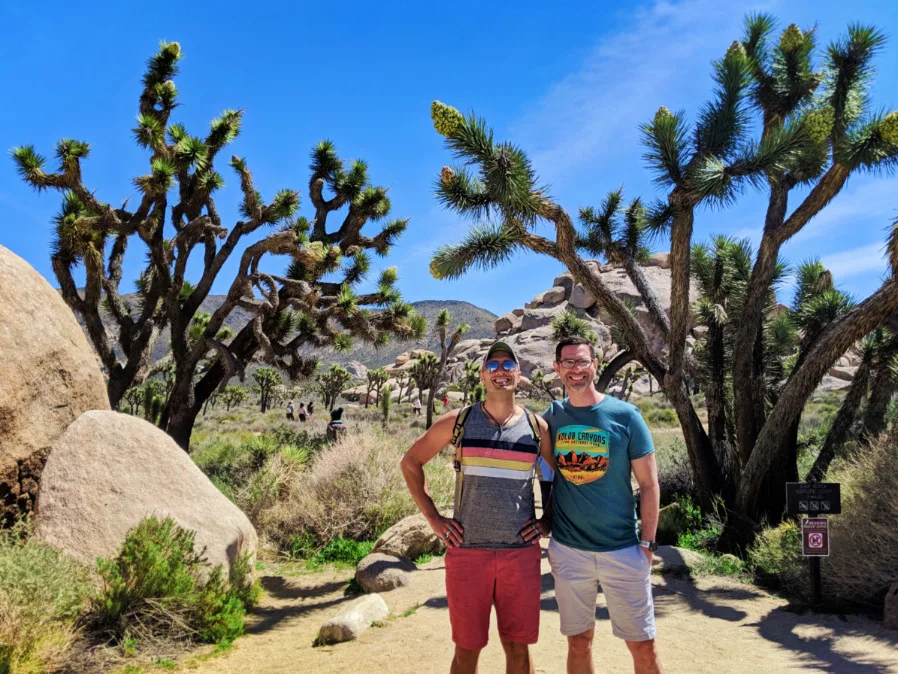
307,400,315,416
412,397,422,416
326,407,347,442
543,336,663,674
286,400,295,421
298,402,308,423
401,341,556,674
443,393,451,410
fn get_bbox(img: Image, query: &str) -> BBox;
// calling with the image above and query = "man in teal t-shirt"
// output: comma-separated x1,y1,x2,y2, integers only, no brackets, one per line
543,336,664,674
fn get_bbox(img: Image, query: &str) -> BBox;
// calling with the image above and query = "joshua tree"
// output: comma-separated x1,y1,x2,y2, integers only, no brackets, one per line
393,370,410,404
530,369,557,401
458,360,481,405
858,332,898,442
380,384,393,427
221,384,248,411
410,353,440,426
253,367,282,413
429,15,898,540
13,42,425,450
364,368,389,408
425,309,470,428
122,385,144,416
317,364,352,410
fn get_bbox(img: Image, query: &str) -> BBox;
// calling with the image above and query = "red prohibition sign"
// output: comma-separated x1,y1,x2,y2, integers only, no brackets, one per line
809,533,823,548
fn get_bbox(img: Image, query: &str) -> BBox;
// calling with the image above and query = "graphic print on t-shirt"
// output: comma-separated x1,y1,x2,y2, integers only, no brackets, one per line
553,424,610,485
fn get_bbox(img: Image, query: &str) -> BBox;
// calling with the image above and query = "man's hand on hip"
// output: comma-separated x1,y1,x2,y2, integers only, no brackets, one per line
520,517,549,544
428,515,464,548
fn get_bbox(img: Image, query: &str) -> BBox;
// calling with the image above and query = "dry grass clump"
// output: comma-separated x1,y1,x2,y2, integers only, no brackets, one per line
825,433,898,605
263,423,454,552
0,519,93,673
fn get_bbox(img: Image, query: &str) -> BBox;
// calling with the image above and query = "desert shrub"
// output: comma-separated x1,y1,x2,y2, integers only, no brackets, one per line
825,435,898,605
290,538,375,569
265,425,454,552
747,520,805,595
644,407,678,426
654,437,695,504
0,519,92,674
95,516,260,646
676,497,726,554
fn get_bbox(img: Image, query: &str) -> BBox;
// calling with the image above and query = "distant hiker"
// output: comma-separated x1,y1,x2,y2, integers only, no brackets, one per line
298,402,308,423
543,336,663,673
412,397,422,416
307,400,315,416
326,407,347,442
286,400,295,421
442,393,450,410
401,341,555,674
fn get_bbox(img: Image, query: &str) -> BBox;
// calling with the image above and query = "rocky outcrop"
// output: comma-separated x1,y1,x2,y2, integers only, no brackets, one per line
344,360,368,379
35,410,257,578
0,246,110,525
372,513,446,559
318,594,389,644
355,553,416,593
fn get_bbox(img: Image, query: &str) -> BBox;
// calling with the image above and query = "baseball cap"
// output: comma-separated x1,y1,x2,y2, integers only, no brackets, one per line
484,341,518,363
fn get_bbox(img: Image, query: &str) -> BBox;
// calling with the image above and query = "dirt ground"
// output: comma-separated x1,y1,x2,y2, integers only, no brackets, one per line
182,542,898,674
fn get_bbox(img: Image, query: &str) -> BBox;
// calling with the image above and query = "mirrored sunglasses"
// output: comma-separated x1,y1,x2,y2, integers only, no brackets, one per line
484,359,518,373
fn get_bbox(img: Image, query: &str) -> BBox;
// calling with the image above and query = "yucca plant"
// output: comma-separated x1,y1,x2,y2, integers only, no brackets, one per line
12,42,425,449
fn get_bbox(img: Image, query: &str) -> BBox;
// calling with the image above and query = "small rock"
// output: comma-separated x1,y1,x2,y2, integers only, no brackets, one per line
512,308,525,317
318,594,389,644
372,514,446,559
885,583,898,631
356,553,416,593
494,312,522,334
394,353,410,366
656,503,688,545
652,546,705,575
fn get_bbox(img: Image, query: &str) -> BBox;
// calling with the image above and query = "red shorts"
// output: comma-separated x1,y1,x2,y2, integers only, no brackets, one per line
444,545,541,650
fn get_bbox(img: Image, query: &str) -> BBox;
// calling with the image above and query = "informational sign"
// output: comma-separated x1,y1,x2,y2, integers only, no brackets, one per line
802,517,830,557
786,482,841,515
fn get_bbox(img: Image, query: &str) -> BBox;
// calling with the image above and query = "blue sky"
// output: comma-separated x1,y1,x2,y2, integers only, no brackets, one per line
1,0,897,317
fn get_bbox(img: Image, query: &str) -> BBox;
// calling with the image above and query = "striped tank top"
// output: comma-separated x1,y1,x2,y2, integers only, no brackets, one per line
452,404,539,549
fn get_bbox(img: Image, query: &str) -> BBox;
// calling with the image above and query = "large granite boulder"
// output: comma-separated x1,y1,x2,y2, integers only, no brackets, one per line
0,246,110,525
372,513,446,559
35,410,257,578
318,594,389,644
355,553,416,593
344,360,368,379
652,546,705,575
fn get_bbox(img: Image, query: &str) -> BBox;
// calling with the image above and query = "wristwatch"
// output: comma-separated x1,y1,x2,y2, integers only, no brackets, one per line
639,540,658,552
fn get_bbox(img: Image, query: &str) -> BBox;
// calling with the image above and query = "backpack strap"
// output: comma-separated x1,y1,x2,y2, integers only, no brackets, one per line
451,404,474,472
523,408,542,455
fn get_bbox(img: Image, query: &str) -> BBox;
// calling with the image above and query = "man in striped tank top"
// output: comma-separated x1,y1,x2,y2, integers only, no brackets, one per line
401,341,555,674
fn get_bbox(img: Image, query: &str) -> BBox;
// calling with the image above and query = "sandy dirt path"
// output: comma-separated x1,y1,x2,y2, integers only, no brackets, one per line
182,543,898,674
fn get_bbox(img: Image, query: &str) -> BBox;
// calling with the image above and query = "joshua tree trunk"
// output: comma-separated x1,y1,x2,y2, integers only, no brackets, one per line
596,350,634,392
737,277,898,524
807,359,872,481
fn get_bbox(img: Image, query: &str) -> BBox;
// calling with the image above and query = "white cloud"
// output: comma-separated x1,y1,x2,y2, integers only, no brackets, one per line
509,0,772,183
820,243,888,279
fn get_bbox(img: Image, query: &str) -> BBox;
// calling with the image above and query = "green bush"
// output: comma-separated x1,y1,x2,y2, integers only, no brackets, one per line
747,520,805,594
644,407,678,426
0,519,92,674
95,516,260,646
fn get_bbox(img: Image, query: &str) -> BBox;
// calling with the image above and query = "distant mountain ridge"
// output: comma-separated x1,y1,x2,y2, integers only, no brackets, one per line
77,295,497,371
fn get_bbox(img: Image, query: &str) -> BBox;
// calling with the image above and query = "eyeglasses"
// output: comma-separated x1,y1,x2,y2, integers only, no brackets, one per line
484,359,518,373
558,359,594,369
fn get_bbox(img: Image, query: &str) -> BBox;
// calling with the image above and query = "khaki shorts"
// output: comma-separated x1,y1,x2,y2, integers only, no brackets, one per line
547,538,656,641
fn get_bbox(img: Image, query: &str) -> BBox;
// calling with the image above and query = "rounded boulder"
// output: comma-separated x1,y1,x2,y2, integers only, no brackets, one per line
0,245,110,524
35,410,257,578
355,552,416,593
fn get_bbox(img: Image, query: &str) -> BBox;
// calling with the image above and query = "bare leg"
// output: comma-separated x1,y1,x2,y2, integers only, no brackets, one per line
626,639,662,674
567,629,595,674
501,640,534,674
451,646,481,674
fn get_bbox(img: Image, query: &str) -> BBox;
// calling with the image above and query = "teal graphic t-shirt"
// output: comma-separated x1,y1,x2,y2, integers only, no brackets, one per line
543,396,655,552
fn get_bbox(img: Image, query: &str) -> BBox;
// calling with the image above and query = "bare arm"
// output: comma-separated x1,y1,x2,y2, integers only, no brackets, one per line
522,415,555,542
632,452,660,558
399,409,464,547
